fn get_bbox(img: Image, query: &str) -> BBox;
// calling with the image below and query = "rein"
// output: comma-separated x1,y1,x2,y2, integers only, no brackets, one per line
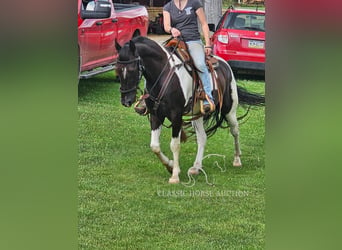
148,45,178,95
149,65,176,111
131,44,180,112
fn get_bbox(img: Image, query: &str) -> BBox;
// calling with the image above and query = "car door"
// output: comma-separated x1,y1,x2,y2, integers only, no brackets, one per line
98,8,118,65
78,1,103,71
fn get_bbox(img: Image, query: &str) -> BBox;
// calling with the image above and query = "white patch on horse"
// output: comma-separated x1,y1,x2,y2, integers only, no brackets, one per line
122,67,127,80
150,126,162,153
215,55,239,113
169,132,181,183
150,126,173,168
159,45,193,106
189,117,207,173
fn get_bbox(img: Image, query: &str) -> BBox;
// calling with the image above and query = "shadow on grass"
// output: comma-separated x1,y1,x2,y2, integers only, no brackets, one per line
235,73,265,82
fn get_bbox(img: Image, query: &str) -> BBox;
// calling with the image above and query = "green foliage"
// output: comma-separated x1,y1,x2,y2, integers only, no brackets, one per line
78,71,265,249
223,0,234,9
223,0,265,10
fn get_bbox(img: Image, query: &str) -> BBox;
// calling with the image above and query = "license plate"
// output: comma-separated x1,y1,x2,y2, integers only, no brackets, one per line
248,40,264,49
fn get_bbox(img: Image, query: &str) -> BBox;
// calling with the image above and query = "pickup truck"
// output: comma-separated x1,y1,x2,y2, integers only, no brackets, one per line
78,0,149,79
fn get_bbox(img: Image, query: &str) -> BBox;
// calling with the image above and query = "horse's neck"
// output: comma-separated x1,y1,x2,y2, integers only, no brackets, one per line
137,44,169,88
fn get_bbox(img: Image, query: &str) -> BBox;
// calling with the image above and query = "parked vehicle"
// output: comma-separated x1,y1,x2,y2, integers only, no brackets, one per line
210,6,265,75
78,0,149,79
148,14,166,34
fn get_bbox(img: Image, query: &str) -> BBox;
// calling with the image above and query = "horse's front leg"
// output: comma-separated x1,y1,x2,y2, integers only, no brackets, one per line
188,117,207,175
150,124,174,174
168,122,182,184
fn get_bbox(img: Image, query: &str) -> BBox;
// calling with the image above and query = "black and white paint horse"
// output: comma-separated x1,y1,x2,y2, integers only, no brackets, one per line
115,36,264,184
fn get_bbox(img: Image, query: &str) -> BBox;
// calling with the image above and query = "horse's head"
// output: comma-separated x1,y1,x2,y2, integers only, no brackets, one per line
115,40,142,107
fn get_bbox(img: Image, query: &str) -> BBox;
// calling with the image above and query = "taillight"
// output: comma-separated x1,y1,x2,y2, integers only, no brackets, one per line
217,34,229,44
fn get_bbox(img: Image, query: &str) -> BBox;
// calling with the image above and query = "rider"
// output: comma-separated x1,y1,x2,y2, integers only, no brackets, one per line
163,0,215,114
134,0,214,115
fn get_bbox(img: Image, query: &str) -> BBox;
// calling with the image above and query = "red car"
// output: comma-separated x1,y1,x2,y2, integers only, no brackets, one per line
210,7,265,75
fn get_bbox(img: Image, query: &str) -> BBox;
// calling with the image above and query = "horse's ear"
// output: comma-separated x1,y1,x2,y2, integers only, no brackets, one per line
115,40,121,52
129,40,136,53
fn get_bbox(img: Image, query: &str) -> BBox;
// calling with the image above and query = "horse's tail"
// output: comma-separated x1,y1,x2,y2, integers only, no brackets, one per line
203,110,226,138
237,85,265,107
203,85,265,137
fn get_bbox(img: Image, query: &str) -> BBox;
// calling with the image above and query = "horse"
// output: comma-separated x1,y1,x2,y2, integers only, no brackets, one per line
115,36,264,184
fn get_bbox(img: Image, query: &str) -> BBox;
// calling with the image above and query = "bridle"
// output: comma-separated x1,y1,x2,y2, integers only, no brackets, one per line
117,56,144,95
117,40,181,111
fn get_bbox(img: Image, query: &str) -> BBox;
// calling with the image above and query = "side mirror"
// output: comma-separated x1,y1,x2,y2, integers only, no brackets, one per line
208,23,216,32
81,0,111,19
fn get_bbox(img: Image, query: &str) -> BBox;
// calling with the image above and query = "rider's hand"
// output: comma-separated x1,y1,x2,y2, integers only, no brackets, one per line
205,47,212,56
171,27,181,38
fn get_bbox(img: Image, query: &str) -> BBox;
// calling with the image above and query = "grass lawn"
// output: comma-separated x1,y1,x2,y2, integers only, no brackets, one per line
78,71,265,249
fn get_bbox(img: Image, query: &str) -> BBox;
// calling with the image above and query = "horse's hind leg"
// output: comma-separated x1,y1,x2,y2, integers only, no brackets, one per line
188,117,207,175
226,112,242,167
150,125,173,173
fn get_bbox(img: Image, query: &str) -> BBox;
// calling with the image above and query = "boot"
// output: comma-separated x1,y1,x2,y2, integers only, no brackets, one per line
200,95,215,115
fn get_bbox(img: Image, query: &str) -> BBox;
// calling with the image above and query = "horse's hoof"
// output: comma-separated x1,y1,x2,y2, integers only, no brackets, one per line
168,177,180,184
233,158,242,167
188,167,201,175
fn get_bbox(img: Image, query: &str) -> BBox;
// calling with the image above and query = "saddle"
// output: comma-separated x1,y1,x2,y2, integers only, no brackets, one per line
164,38,223,113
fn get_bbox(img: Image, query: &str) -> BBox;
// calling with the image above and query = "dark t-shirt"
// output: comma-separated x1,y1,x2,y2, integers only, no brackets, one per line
163,0,203,42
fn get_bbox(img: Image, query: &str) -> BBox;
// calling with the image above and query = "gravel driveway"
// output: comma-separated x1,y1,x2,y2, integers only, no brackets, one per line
147,34,171,44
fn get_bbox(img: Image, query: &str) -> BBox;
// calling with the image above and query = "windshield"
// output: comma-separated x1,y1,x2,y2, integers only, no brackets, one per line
224,13,265,32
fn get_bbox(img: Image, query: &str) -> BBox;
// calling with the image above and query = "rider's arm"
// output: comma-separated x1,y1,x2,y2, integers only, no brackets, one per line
163,11,172,33
196,7,212,55
163,10,181,37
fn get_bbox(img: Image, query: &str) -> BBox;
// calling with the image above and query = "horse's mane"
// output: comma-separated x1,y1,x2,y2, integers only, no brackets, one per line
131,35,151,44
131,36,165,56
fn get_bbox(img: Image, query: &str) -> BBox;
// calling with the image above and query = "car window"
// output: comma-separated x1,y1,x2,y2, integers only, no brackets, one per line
216,11,230,30
224,13,265,31
85,0,110,11
86,1,95,11
221,12,234,30
216,15,225,30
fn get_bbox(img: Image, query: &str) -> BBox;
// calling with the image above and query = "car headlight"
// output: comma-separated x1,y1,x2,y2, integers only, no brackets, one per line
217,34,229,44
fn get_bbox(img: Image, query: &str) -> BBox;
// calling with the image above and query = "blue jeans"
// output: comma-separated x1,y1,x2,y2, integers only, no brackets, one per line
186,40,213,103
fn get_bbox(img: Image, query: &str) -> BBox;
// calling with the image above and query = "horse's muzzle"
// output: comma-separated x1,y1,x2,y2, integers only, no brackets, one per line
121,96,134,107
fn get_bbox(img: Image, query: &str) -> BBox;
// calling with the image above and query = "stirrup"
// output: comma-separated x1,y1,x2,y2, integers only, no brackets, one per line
200,95,215,115
134,96,149,116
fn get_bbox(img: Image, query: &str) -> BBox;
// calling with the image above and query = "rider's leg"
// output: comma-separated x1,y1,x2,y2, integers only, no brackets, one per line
186,40,214,112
